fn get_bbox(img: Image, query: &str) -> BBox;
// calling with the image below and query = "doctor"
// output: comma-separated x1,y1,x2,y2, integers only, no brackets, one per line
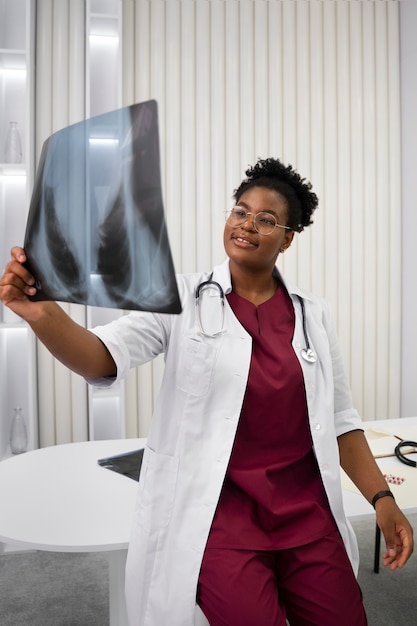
0,157,413,626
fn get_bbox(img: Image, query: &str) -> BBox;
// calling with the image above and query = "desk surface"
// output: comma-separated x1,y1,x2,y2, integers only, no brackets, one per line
1,418,416,552
342,417,417,521
0,438,145,552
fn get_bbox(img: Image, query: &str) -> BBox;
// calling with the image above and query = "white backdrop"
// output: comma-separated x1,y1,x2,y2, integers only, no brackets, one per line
121,0,402,436
33,0,403,446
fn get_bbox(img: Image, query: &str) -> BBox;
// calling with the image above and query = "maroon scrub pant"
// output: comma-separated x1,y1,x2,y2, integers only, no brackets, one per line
197,530,368,626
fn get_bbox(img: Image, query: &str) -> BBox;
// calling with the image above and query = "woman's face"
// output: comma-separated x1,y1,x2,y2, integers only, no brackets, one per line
223,186,294,273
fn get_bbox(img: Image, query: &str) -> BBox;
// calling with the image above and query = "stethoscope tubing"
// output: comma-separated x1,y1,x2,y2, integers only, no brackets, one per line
394,440,417,468
195,273,225,302
195,273,226,337
195,276,317,363
297,295,317,363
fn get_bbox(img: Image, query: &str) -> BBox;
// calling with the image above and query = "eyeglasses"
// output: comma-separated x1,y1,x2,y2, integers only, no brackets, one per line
225,206,291,235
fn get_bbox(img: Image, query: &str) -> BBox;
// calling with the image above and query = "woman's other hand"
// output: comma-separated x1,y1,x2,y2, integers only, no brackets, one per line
375,497,414,570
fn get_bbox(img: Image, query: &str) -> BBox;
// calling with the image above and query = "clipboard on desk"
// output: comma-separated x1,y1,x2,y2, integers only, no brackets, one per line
98,448,144,481
365,428,417,458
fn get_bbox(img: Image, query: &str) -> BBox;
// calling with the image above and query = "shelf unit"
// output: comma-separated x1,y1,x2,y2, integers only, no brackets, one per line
86,0,125,441
1,0,125,455
0,0,37,460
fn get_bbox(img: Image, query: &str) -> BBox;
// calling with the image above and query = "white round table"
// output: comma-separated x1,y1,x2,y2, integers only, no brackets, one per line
0,438,146,625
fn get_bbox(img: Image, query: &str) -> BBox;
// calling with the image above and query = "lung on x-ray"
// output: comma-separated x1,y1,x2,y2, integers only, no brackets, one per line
24,100,182,314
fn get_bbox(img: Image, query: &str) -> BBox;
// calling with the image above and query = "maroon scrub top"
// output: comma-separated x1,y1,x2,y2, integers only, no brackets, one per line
207,285,337,550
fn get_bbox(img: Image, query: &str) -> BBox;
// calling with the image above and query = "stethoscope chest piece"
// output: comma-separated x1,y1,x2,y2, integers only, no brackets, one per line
301,347,317,363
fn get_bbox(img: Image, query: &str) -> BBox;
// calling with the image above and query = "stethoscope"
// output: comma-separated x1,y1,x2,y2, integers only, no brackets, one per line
195,275,317,363
195,274,226,337
394,440,417,468
296,295,317,363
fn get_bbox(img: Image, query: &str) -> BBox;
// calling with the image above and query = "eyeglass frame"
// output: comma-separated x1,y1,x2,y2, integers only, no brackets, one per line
225,206,292,235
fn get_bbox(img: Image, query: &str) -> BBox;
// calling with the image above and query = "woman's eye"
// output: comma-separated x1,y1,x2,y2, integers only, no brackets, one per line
259,215,275,226
234,209,247,218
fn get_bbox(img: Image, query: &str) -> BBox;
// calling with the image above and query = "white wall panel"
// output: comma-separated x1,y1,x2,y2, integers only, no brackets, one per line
400,0,417,417
121,0,401,432
210,2,228,266
349,0,366,416
224,1,241,204
375,5,390,420
383,3,401,420
35,0,88,447
180,1,197,273
164,1,181,265
308,3,325,300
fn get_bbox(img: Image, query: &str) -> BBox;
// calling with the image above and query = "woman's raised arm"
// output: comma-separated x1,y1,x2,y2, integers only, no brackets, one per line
0,247,116,379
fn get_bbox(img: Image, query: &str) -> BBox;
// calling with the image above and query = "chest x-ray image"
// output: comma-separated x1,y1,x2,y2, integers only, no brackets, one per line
24,100,182,314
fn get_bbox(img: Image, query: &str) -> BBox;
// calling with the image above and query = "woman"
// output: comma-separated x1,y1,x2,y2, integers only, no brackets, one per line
0,158,413,626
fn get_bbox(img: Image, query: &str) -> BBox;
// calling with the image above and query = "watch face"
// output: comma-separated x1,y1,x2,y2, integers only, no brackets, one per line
24,100,181,315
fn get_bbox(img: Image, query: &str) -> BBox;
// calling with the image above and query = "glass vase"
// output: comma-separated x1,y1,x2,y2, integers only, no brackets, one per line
10,407,28,454
4,121,23,163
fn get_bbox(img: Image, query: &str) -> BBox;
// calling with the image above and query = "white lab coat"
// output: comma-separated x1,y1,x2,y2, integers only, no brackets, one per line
91,259,362,626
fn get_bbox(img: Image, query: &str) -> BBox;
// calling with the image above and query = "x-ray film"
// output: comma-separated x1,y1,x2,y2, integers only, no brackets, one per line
24,100,182,313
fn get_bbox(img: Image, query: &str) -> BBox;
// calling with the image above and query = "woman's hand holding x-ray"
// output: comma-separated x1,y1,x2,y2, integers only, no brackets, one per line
0,246,116,379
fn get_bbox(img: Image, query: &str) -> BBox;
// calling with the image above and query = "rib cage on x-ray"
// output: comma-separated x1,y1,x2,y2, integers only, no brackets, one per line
24,101,182,314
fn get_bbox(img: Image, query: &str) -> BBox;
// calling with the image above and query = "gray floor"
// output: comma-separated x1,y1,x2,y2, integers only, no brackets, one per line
0,515,416,625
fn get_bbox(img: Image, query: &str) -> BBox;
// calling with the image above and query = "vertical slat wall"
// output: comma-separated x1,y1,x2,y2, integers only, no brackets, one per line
122,0,401,435
35,0,88,446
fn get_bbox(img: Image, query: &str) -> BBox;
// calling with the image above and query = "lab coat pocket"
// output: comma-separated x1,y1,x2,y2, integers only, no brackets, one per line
137,447,179,533
177,336,216,397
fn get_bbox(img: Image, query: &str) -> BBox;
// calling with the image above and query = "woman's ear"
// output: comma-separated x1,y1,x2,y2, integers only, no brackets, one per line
280,230,295,253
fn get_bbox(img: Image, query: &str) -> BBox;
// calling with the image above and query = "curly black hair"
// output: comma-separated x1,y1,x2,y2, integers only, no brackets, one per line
233,157,318,232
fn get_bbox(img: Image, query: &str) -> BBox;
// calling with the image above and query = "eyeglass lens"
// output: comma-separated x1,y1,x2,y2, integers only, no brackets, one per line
226,207,280,235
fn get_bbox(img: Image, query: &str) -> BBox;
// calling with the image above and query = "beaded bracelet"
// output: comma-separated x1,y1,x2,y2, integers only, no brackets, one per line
371,490,395,509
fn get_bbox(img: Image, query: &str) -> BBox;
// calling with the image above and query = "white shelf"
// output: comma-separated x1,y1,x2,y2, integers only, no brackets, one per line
0,327,38,460
0,0,28,50
87,0,121,119
0,0,36,463
0,163,26,173
0,50,26,69
0,0,124,457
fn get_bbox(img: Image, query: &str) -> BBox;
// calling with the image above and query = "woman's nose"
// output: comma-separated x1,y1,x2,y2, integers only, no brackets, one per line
241,213,256,230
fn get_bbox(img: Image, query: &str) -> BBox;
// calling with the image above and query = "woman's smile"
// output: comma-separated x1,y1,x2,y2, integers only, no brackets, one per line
232,234,257,248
